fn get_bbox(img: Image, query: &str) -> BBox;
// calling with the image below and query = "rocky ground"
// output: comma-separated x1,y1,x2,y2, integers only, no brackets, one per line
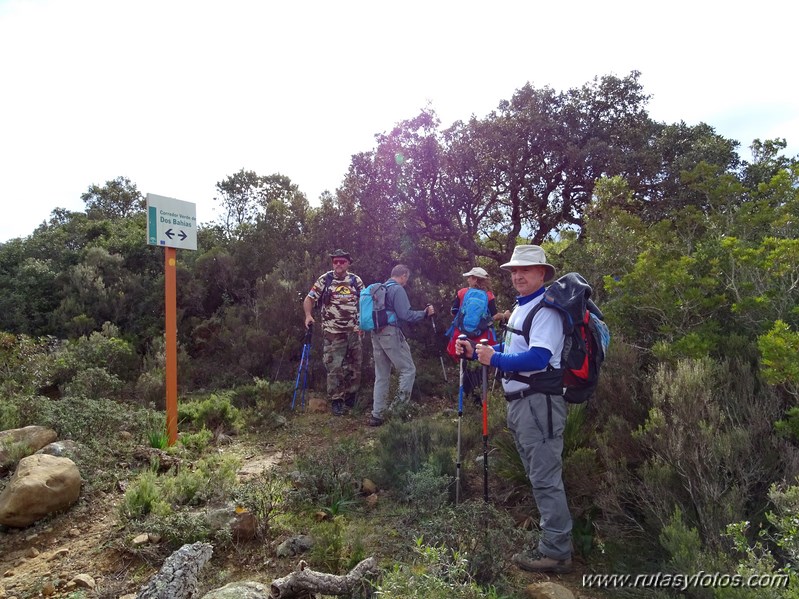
0,394,602,599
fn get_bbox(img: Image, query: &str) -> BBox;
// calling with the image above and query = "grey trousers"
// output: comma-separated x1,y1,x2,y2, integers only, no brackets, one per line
506,391,572,560
371,325,416,419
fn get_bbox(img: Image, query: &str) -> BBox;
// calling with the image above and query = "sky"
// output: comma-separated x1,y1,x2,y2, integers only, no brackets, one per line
1,0,797,243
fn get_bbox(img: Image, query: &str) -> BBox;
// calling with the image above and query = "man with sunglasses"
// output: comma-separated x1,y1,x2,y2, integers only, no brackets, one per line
304,249,365,416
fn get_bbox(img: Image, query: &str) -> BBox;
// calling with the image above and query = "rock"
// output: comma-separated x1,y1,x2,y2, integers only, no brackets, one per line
0,455,81,528
206,505,260,541
71,574,96,589
361,478,378,495
525,581,576,599
275,534,313,558
307,396,327,413
0,426,57,469
132,533,150,545
36,440,82,459
199,581,270,599
48,548,70,561
25,547,39,558
41,581,56,596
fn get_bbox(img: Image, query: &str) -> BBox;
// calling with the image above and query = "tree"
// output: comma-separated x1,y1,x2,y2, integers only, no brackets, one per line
213,169,266,238
81,176,145,219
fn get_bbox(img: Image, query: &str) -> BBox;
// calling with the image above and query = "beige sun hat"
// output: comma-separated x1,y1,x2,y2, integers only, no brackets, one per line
500,245,556,282
462,267,489,279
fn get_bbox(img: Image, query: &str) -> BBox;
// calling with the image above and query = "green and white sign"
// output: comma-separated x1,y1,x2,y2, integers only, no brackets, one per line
146,193,197,251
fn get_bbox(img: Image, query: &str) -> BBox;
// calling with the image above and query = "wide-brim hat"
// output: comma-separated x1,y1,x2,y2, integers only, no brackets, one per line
329,249,352,263
500,245,556,282
462,267,489,279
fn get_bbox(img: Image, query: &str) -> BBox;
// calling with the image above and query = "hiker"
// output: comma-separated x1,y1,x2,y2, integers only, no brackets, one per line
368,264,435,427
456,245,572,574
303,249,365,416
445,267,507,403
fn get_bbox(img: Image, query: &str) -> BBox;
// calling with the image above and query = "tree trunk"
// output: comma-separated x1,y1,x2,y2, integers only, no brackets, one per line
137,542,213,599
269,557,378,599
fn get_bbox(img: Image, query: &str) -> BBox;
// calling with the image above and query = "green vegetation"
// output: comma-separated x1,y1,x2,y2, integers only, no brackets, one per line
1,73,798,597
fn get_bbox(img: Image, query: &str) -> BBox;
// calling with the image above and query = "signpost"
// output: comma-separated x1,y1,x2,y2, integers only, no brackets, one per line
146,194,197,446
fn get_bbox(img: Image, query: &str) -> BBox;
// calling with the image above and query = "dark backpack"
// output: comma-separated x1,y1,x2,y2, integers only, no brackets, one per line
506,273,610,404
452,288,493,338
359,281,398,332
316,271,358,309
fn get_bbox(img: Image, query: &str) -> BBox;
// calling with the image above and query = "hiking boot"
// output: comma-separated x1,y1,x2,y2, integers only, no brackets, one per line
511,550,572,574
366,415,384,427
331,400,345,416
344,393,358,409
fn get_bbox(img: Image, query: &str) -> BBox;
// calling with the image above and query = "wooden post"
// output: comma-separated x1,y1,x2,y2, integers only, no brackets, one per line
165,246,178,446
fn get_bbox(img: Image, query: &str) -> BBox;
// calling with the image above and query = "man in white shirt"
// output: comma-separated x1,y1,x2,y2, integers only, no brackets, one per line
456,245,572,574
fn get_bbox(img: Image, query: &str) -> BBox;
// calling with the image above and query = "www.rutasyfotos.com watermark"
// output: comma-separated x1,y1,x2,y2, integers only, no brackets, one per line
582,571,790,591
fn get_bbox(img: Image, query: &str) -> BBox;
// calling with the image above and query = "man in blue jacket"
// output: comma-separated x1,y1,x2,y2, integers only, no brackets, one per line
368,264,435,427
456,245,572,574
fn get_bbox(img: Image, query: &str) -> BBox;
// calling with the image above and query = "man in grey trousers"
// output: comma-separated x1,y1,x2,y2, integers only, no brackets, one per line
368,264,435,427
456,245,572,574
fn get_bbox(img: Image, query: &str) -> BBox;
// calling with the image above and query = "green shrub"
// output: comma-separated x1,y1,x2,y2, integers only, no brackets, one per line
308,517,346,574
178,392,242,433
373,419,456,495
145,509,214,548
405,501,522,586
232,469,287,538
16,396,151,445
63,366,124,398
119,470,170,520
48,324,139,393
374,538,502,599
178,427,213,455
400,461,450,512
289,438,370,511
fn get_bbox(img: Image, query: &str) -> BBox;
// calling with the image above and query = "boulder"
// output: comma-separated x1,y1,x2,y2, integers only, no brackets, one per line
0,426,58,469
200,581,270,599
0,454,81,527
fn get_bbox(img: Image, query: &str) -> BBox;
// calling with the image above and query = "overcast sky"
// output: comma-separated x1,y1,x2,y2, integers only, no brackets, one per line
1,0,797,243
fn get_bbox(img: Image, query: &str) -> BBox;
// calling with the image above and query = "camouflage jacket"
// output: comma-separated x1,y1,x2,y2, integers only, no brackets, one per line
307,270,364,334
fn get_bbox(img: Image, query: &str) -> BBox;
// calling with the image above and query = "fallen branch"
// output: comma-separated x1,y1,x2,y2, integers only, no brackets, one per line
136,542,213,599
269,557,378,599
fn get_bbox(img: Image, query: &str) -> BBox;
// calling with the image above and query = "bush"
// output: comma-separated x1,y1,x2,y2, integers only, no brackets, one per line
373,419,456,495
232,469,287,539
178,427,213,455
405,501,522,587
63,366,124,398
119,470,170,520
178,392,243,434
374,539,502,599
288,438,370,512
16,396,151,445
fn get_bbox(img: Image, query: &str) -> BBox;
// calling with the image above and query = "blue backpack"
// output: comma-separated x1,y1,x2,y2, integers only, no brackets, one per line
453,288,492,337
359,281,398,331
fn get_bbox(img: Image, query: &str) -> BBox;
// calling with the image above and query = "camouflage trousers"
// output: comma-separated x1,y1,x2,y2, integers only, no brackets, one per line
322,331,363,403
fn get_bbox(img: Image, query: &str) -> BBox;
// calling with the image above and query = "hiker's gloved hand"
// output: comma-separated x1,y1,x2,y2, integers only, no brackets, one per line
475,343,494,366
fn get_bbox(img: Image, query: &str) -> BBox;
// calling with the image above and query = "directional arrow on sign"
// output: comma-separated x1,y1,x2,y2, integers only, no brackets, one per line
178,230,187,241
165,228,175,239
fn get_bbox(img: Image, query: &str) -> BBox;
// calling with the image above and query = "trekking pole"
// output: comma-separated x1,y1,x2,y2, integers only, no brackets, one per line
480,338,489,502
291,325,312,411
428,306,448,383
455,334,467,505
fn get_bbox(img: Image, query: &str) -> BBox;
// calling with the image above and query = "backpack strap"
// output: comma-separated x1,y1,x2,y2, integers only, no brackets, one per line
502,301,564,392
